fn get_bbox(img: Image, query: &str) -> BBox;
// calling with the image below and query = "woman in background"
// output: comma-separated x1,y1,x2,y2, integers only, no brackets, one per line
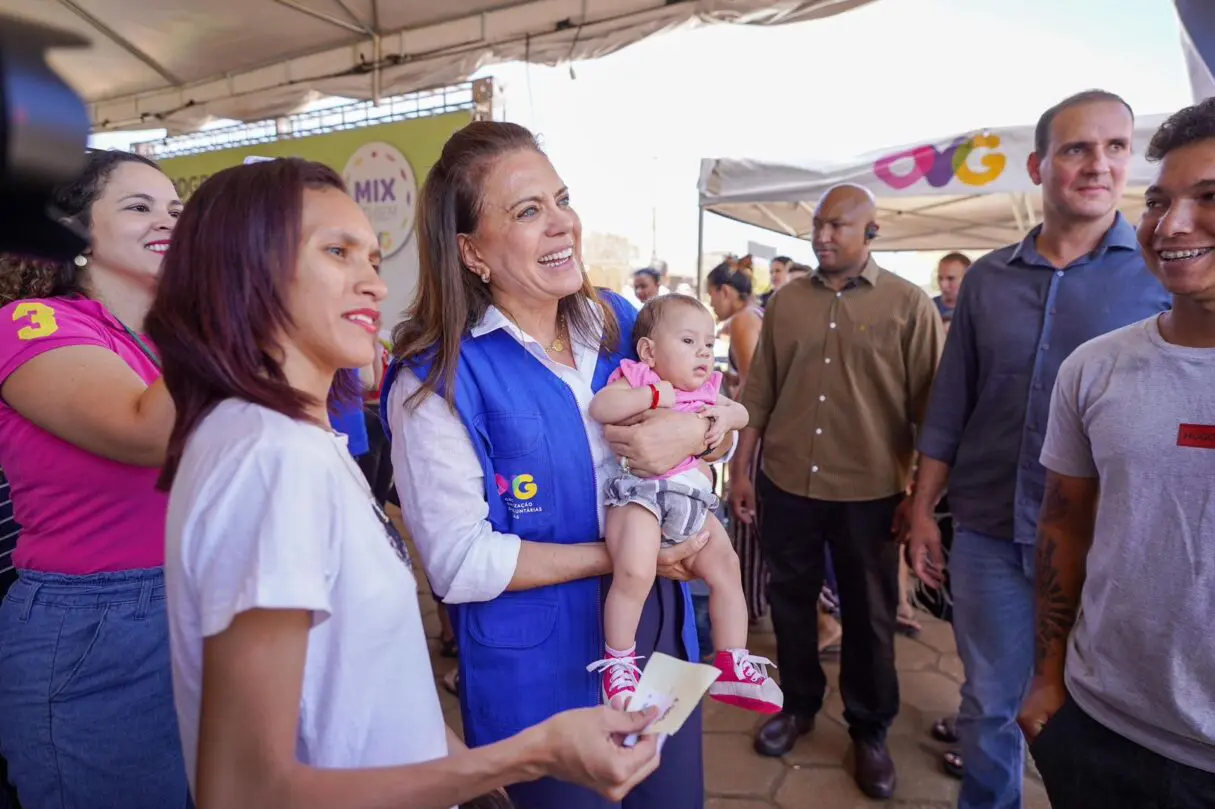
0,150,190,808
632,268,662,304
711,262,844,650
706,263,771,626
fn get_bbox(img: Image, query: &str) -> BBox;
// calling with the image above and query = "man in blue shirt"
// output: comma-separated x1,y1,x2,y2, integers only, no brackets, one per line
933,252,971,325
905,90,1171,809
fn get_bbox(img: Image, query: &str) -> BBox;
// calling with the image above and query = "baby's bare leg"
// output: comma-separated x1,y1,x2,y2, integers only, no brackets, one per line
688,513,748,652
604,504,662,652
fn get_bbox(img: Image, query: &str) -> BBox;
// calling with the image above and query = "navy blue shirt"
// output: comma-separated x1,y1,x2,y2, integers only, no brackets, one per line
917,215,1170,544
933,294,954,321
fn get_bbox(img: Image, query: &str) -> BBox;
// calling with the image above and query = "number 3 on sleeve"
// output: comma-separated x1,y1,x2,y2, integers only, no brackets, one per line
13,302,60,340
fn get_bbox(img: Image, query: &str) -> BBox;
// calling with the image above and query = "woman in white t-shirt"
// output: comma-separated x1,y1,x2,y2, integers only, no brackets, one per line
144,158,663,809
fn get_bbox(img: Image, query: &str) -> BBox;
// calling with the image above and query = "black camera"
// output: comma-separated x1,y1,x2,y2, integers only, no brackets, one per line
0,14,92,261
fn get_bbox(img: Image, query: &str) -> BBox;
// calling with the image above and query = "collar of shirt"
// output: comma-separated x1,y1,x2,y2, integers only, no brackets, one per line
471,303,605,343
469,302,606,379
810,256,882,290
1009,212,1138,268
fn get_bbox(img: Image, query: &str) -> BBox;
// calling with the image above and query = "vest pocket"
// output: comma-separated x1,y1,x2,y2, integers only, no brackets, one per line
475,412,544,458
461,595,566,744
466,595,559,649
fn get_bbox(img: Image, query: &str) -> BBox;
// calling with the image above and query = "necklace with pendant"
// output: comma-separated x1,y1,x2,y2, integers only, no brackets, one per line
547,316,567,354
499,306,567,354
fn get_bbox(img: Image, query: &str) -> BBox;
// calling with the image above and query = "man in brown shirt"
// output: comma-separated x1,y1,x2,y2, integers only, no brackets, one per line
731,184,943,799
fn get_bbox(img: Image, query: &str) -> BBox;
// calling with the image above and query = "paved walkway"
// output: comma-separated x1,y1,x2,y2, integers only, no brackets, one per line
395,508,1048,808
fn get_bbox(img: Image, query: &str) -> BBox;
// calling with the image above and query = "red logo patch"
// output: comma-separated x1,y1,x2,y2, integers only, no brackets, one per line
1177,424,1215,449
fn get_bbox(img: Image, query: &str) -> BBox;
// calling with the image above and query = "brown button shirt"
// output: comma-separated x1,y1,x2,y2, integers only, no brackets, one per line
741,259,944,502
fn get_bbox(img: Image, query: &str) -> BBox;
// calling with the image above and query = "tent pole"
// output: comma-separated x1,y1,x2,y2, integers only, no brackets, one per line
696,205,706,297
373,34,383,105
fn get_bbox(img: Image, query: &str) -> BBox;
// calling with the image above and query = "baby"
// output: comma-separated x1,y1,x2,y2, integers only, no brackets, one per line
588,293,783,714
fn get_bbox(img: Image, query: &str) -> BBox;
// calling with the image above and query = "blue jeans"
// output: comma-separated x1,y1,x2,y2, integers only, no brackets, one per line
951,529,1035,809
0,569,192,809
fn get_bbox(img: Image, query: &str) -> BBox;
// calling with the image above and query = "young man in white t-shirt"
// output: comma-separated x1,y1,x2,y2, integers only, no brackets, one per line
1020,98,1215,806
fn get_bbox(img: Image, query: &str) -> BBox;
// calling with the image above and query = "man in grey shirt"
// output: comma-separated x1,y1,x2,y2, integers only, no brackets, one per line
1019,98,1215,808
905,90,1171,808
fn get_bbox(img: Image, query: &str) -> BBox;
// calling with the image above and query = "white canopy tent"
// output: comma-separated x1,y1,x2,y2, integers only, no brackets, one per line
1176,0,1215,102
9,0,875,134
696,112,1167,274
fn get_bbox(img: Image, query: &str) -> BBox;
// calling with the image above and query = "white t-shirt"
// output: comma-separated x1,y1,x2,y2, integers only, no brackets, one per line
165,399,448,793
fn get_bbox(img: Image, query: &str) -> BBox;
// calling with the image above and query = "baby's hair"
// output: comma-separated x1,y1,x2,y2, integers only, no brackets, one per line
634,293,712,345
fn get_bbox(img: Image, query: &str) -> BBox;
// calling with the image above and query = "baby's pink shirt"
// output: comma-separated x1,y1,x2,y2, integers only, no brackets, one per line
607,358,722,479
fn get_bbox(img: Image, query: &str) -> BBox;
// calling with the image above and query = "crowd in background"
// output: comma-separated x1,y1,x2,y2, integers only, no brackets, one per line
0,90,1212,809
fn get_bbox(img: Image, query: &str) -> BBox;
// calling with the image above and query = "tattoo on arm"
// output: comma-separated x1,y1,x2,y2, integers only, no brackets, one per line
1033,535,1072,673
1033,473,1095,677
1039,474,1071,524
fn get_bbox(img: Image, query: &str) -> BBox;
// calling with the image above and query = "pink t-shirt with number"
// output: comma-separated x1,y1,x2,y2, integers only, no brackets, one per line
607,358,722,480
0,297,166,574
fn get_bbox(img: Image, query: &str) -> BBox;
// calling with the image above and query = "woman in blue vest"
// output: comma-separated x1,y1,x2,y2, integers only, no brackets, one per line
382,122,726,809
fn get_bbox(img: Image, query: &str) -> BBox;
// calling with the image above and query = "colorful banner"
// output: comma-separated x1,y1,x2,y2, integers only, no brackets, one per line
156,110,471,332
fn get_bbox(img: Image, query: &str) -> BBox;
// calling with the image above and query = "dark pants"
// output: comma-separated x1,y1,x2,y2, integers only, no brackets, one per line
757,472,901,741
1032,694,1215,809
505,579,703,809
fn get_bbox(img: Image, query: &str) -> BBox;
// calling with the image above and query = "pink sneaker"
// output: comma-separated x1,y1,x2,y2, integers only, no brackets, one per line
708,649,783,714
586,653,643,710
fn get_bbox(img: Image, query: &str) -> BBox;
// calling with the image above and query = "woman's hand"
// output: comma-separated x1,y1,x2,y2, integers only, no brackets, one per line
525,706,663,803
603,410,706,478
655,530,709,581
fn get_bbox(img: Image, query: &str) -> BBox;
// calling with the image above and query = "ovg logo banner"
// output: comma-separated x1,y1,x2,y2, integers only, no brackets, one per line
872,133,1007,191
344,142,419,259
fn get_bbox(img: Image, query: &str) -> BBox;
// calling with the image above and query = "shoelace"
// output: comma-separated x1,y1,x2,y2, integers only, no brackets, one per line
587,655,644,693
731,650,776,683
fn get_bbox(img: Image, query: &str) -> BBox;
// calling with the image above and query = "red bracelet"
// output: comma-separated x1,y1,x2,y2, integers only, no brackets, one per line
648,384,660,410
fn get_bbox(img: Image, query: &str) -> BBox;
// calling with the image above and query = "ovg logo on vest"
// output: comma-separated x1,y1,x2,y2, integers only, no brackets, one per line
495,473,542,517
343,142,418,259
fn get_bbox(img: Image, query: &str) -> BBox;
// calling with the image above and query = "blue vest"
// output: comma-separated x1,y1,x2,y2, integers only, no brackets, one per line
382,291,697,747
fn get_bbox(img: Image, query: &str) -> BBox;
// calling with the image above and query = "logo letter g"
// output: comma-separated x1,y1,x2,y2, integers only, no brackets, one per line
512,474,538,501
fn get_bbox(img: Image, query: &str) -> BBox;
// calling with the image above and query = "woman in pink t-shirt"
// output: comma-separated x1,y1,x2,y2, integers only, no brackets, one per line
0,150,191,808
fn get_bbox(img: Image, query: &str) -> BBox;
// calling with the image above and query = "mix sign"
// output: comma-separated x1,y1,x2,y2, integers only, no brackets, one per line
343,142,419,259
154,111,472,328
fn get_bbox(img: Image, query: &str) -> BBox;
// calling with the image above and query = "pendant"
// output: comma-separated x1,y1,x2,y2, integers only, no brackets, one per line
373,498,413,570
550,338,564,353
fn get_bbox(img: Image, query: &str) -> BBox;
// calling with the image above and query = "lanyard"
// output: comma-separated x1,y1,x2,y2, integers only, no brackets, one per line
119,322,162,370
65,294,162,370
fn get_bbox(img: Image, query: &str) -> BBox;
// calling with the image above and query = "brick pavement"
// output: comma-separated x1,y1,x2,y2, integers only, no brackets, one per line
395,505,1049,809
